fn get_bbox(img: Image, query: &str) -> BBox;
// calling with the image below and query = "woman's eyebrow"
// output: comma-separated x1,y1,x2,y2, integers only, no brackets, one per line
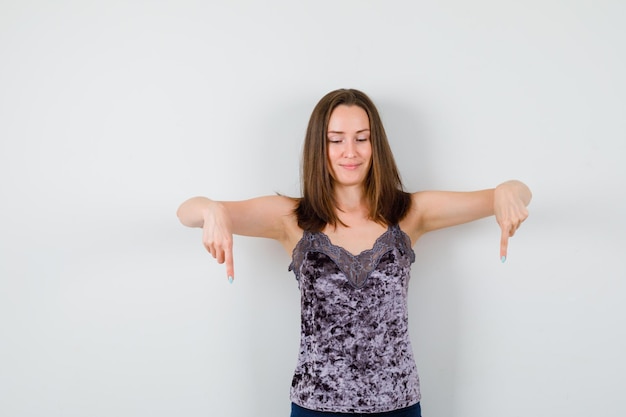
327,128,370,134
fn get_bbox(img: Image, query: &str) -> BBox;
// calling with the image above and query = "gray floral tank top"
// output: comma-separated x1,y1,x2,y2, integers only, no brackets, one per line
288,224,421,413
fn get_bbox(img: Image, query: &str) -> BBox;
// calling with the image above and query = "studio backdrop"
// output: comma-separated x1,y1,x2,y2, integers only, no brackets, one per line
1,1,624,416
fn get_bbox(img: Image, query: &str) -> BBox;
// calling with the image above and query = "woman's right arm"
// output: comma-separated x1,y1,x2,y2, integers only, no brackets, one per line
176,195,297,281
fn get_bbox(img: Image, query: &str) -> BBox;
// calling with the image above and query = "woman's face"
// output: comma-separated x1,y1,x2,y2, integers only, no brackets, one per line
326,105,372,188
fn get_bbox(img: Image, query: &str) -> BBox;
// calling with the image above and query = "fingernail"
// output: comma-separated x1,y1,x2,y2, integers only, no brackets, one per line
228,276,234,284
501,256,507,263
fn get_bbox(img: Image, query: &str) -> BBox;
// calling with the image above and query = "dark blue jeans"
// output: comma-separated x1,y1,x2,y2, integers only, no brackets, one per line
290,402,421,417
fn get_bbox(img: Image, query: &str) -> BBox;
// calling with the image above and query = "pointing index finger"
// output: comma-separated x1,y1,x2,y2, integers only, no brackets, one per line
500,226,509,263
225,245,235,283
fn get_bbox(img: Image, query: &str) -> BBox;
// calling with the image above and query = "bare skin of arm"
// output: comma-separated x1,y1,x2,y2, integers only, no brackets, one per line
177,195,300,280
401,180,532,260
177,181,531,279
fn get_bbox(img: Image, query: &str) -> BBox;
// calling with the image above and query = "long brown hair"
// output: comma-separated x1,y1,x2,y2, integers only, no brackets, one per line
295,89,411,232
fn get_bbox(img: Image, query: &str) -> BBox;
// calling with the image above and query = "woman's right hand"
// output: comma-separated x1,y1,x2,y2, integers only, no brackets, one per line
201,201,235,282
177,197,236,282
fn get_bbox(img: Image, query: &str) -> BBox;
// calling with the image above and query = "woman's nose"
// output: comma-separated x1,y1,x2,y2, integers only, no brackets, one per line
344,140,356,157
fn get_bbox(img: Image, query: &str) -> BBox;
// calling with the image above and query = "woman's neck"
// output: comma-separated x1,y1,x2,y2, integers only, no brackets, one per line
333,185,367,213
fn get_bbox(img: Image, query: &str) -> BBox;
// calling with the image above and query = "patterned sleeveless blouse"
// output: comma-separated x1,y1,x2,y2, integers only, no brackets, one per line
288,224,421,413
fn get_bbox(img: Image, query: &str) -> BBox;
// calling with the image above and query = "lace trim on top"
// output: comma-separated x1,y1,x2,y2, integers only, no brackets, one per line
289,224,415,288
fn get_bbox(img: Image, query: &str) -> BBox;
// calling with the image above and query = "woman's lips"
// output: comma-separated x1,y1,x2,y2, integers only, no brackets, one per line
340,163,360,170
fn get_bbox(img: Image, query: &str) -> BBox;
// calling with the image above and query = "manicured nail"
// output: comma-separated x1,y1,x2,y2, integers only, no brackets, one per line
228,276,234,284
501,256,507,263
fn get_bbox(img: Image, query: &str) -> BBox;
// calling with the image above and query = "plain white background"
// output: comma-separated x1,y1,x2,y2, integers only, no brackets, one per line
1,1,625,416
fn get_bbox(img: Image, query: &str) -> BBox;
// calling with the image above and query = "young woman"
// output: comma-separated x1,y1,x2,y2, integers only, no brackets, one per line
177,89,531,416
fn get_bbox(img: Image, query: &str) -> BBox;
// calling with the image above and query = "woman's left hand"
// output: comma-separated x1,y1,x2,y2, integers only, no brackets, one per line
494,180,532,262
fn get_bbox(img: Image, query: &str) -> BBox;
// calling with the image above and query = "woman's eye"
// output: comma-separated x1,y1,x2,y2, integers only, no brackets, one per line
328,138,342,143
357,137,368,142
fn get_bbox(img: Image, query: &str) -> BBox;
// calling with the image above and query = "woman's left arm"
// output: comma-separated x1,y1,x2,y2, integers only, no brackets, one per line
405,180,532,260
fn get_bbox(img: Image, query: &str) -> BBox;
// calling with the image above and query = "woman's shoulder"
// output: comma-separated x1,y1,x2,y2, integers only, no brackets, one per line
253,194,300,226
241,194,299,215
